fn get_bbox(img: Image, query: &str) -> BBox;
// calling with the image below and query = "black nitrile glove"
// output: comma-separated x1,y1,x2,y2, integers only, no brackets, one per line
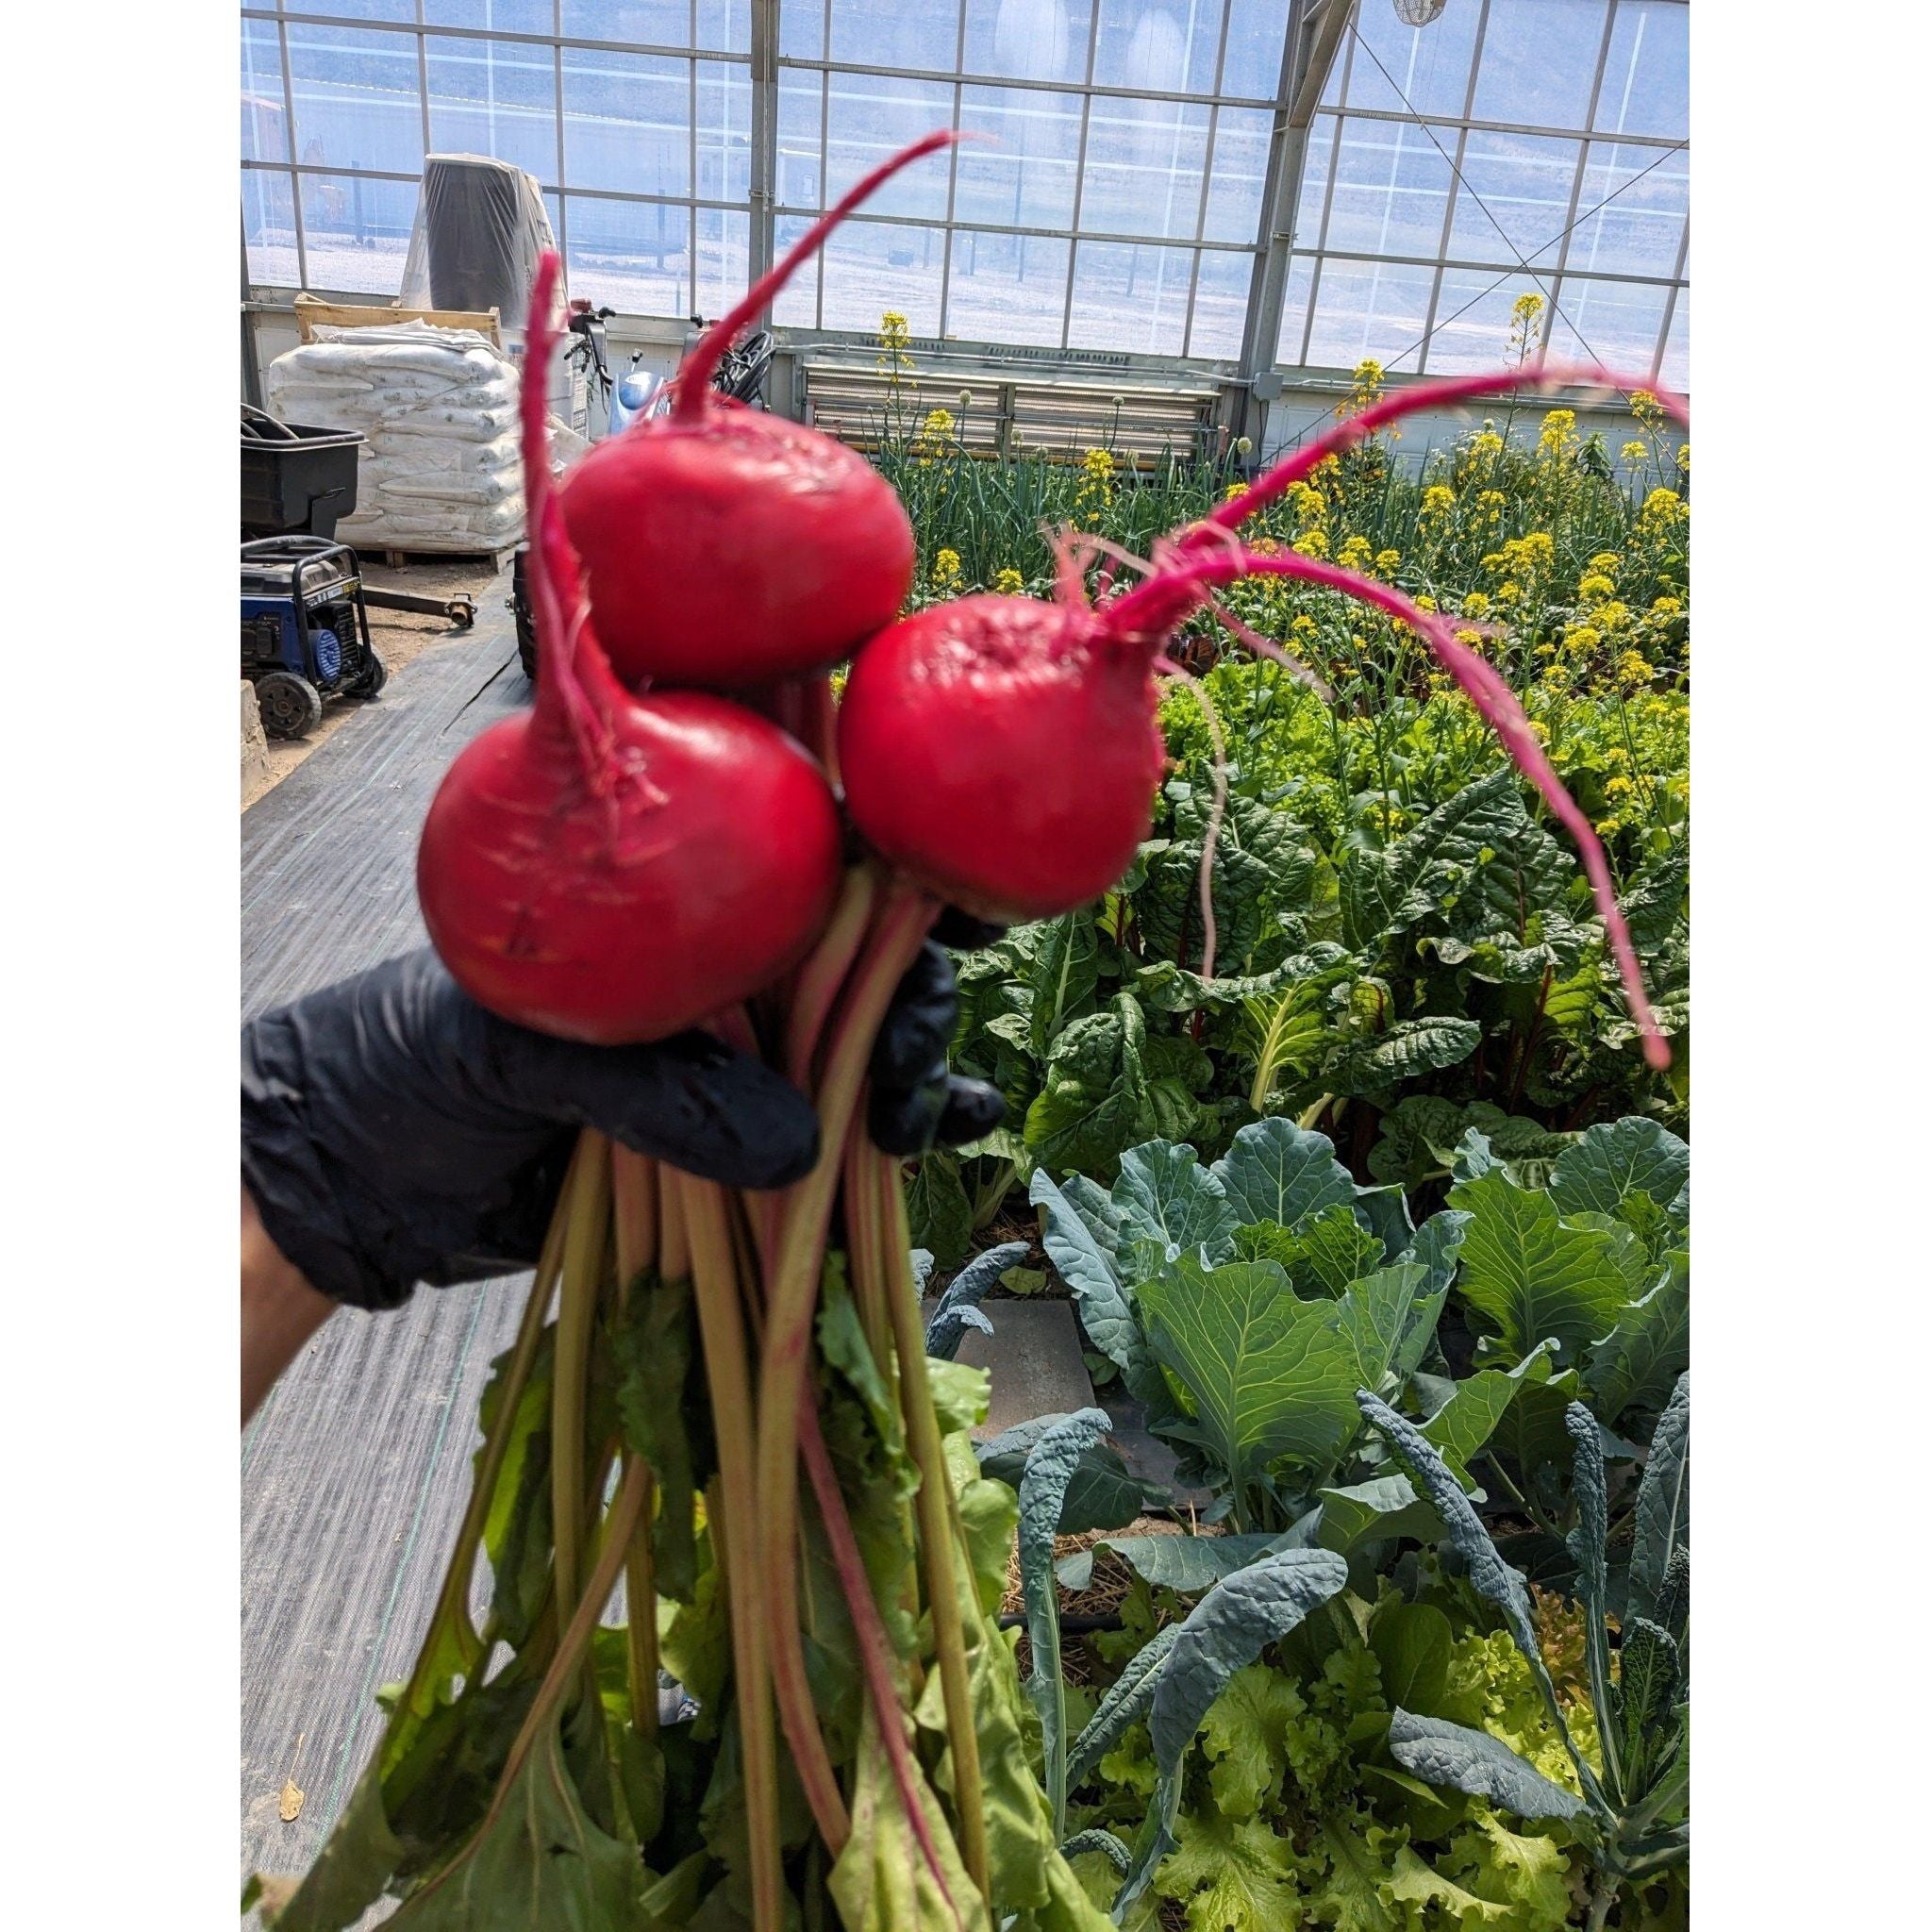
866,908,1008,1158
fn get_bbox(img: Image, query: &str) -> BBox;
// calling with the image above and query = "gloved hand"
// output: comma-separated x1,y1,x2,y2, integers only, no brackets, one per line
867,907,1008,1156
242,935,1002,1313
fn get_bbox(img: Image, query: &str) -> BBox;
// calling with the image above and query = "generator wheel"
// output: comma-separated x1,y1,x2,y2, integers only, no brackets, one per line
256,671,324,740
342,651,389,699
512,546,537,684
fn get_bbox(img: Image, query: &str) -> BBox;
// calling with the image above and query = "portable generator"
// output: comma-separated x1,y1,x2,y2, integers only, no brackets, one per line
242,537,388,739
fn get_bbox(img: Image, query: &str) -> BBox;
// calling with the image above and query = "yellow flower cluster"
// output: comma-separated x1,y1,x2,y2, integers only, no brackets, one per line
1074,446,1116,517
921,408,956,441
1538,408,1578,458
1338,534,1374,574
1374,547,1401,575
991,567,1024,595
1577,573,1616,604
1289,480,1327,530
1616,649,1654,689
1459,590,1489,619
1340,358,1388,422
1621,440,1648,462
932,548,962,589
1420,483,1456,523
1509,291,1545,363
1638,487,1689,534
1292,529,1329,558
875,309,913,378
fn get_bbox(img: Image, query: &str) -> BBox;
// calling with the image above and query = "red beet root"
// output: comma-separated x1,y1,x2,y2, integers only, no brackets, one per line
559,132,958,691
416,255,843,1043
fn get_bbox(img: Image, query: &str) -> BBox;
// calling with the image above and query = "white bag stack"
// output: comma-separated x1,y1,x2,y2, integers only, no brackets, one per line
264,322,526,553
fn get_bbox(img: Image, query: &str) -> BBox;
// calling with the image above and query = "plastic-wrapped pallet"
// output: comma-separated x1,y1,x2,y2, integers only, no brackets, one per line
264,321,527,553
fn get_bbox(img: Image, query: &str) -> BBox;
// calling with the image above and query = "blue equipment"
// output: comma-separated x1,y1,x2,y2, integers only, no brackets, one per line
242,537,387,740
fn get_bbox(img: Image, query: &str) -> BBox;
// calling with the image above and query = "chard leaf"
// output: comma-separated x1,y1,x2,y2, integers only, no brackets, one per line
1110,1141,1238,1264
380,1715,648,1927
1064,1624,1181,1790
1054,1531,1288,1596
820,1282,909,1484
1029,1167,1160,1407
1024,998,1149,1177
1448,1166,1645,1364
1115,1548,1349,1918
1584,1249,1690,1423
1386,1710,1587,1822
1627,1373,1690,1626
1330,1014,1482,1086
1021,1407,1114,1834
1549,1117,1690,1231
1029,911,1101,1056
977,1416,1144,1538
908,1148,975,1270
1138,1257,1360,1506
1401,1209,1471,1298
924,1240,1030,1361
1210,1117,1356,1232
1369,1601,1455,1720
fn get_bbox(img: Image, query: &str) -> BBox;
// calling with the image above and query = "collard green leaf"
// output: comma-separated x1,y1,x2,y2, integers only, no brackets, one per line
1448,1166,1644,1364
1053,1532,1288,1596
1021,1408,1114,1832
925,1240,1030,1361
1110,1141,1238,1264
1313,1474,1444,1557
1329,1263,1444,1400
1419,1343,1555,1481
1115,1549,1348,1919
1236,1203,1389,1299
1352,1183,1415,1262
1138,1257,1360,1505
1400,1209,1471,1299
380,1716,649,1928
1549,1118,1690,1233
1029,1168,1164,1409
1386,1710,1587,1822
976,1415,1144,1538
1064,1624,1181,1790
1210,1118,1355,1232
1627,1373,1690,1626
1584,1249,1690,1423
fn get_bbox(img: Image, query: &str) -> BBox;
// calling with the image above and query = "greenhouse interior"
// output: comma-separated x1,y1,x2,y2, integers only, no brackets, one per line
235,4,1694,1929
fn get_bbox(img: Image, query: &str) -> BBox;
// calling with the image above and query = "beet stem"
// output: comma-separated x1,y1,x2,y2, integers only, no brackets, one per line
674,129,961,421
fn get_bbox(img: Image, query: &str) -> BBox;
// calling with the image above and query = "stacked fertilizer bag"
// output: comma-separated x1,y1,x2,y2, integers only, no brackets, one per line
263,322,525,553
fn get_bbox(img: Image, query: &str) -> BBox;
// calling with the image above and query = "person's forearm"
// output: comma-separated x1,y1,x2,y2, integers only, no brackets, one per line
242,1182,339,1424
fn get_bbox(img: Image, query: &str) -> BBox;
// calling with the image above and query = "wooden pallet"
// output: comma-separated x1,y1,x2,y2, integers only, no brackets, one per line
293,293,505,348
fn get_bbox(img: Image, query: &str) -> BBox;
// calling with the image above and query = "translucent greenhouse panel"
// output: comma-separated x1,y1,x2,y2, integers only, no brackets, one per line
1565,141,1688,282
821,221,944,336
1201,106,1272,246
561,46,690,199
1221,0,1293,97
560,2,694,48
1324,117,1457,261
1424,268,1544,372
776,68,824,209
1471,0,1610,132
1067,242,1193,356
299,173,417,294
566,196,691,317
698,61,755,205
1292,115,1337,249
1658,290,1688,391
1304,257,1434,373
779,0,828,62
1341,0,1483,120
829,0,963,74
242,20,289,167
1596,0,1690,141
700,1,755,56
693,208,750,321
1187,247,1254,359
1545,275,1672,376
303,2,415,21
425,34,558,187
1274,253,1316,365
824,71,955,221
244,169,301,287
1092,0,1224,96
1078,96,1212,240
955,86,1083,233
771,212,822,327
961,0,1097,86
286,23,425,177
425,1,556,33
1444,129,1579,268
945,230,1073,347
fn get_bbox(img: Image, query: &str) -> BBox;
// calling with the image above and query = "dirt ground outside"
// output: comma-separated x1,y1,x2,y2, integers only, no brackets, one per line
242,556,513,810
